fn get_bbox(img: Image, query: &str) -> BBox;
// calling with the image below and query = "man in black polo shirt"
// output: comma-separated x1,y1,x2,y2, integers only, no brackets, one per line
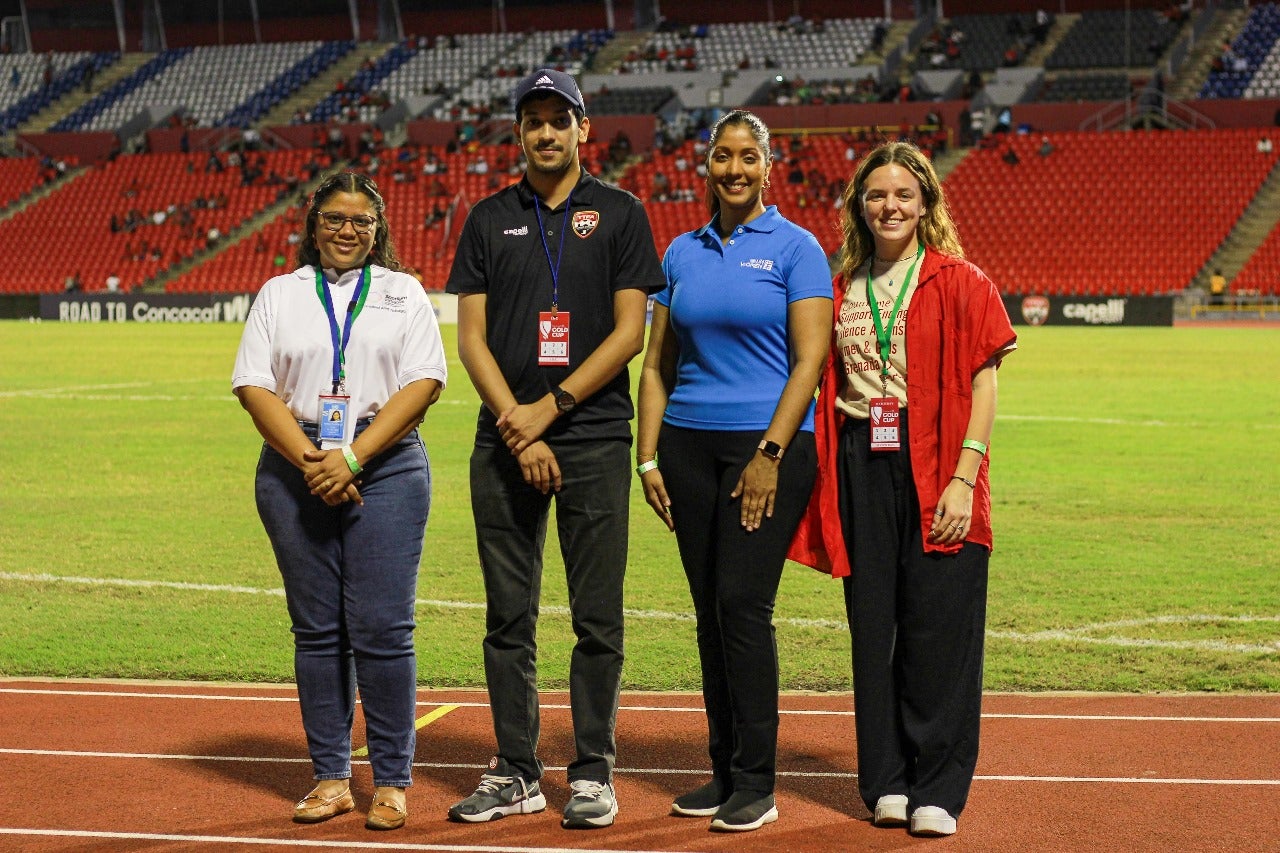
445,68,664,830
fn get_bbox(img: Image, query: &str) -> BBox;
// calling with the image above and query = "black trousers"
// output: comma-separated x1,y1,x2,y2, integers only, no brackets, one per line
470,438,630,784
837,414,988,817
658,425,816,794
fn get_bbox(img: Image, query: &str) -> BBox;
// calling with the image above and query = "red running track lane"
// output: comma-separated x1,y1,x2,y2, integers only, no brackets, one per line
0,680,1277,852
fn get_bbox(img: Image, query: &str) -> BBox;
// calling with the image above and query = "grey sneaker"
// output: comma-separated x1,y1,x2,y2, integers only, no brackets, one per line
561,779,618,828
447,758,546,823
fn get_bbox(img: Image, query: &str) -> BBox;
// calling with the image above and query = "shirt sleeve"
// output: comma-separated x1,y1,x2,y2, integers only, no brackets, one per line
783,228,834,303
654,240,678,308
612,196,666,294
444,206,488,295
231,281,277,392
398,286,449,389
966,264,1018,375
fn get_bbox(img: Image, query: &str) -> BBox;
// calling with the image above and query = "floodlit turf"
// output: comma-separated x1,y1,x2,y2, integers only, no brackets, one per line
1,321,1277,691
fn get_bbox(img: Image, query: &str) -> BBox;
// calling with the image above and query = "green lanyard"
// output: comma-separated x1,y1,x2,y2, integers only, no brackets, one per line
865,245,924,395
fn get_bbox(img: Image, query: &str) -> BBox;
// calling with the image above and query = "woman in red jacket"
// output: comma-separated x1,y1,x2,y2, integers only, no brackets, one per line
792,141,1016,837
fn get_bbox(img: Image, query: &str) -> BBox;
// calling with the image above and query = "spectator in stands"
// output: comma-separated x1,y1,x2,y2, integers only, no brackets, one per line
1210,268,1226,304
792,140,1015,839
1032,9,1053,43
233,171,446,833
9,66,19,90
994,107,1012,134
1257,136,1273,154
636,108,831,833
872,19,889,51
105,273,120,293
64,272,82,292
444,67,663,831
1038,136,1055,157
1002,146,1020,166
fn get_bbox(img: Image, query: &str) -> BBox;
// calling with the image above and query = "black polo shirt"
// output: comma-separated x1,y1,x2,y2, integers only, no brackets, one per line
447,168,665,446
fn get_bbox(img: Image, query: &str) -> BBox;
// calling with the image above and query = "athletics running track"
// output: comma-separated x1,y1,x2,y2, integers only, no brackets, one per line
1,681,1277,852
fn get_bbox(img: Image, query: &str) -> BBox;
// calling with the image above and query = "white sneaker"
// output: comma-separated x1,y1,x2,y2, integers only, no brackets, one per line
910,805,957,836
873,794,908,826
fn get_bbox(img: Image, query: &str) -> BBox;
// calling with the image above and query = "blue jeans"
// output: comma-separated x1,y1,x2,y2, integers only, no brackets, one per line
255,422,430,788
469,438,630,784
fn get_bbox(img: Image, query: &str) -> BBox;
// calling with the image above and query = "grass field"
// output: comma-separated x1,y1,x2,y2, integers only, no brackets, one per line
1,321,1277,692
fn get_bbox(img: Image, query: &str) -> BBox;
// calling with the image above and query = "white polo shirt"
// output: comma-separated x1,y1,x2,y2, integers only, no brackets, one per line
232,264,447,425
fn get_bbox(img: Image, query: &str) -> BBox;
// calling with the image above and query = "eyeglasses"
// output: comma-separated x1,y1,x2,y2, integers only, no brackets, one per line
318,212,376,233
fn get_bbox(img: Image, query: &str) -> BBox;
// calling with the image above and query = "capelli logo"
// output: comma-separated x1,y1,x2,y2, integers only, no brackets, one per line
503,225,529,236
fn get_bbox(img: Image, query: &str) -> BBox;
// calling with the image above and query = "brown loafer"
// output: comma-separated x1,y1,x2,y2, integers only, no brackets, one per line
293,786,355,823
366,796,407,830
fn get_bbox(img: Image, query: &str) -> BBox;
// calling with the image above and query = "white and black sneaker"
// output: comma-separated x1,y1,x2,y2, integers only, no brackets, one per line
561,779,618,828
671,779,728,817
447,757,546,823
709,791,778,832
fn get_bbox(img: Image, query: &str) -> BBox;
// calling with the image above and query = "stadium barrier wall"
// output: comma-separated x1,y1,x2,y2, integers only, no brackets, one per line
1005,294,1174,326
30,291,459,324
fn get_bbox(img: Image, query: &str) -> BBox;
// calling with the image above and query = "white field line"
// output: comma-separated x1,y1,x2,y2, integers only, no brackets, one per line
1,384,1227,424
2,571,1277,654
0,748,1276,787
0,827,687,853
2,686,1278,724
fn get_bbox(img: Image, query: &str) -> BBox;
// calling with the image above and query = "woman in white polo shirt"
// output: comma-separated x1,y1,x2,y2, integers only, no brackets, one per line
232,172,447,832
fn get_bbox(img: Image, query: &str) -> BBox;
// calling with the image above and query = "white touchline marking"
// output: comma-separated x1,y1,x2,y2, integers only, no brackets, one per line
0,750,1275,786
0,827,690,852
1,689,1277,724
3,572,1276,652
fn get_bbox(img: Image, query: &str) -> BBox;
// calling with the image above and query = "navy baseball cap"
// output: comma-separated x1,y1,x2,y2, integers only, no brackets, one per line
512,68,585,114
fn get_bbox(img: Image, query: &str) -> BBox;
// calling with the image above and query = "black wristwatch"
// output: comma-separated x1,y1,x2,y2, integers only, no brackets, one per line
552,386,576,414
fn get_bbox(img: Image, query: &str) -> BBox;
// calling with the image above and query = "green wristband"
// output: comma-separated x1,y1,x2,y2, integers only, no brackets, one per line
635,459,659,477
961,439,988,456
342,445,363,475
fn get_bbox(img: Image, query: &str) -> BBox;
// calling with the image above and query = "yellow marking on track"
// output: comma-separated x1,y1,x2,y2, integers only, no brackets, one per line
352,705,460,757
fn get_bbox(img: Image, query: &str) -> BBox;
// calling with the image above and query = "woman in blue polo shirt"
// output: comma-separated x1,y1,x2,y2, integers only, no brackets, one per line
636,110,832,832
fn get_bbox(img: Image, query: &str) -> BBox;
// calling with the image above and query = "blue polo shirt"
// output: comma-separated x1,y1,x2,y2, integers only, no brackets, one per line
656,205,832,432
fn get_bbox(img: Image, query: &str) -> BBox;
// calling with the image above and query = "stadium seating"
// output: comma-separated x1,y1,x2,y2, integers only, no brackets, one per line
0,156,51,209
1229,220,1280,296
0,149,311,293
1045,9,1181,70
1,8,1277,304
0,51,116,132
615,18,876,75
1035,72,1131,103
944,128,1280,295
1203,2,1280,99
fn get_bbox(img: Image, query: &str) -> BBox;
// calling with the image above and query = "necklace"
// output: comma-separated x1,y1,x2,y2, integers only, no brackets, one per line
874,255,915,264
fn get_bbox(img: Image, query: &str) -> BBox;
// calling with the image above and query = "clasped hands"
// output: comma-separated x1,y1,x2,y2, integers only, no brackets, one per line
496,399,561,494
302,448,362,506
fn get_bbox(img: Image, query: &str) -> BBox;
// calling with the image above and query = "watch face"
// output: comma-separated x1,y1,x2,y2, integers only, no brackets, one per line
556,390,575,412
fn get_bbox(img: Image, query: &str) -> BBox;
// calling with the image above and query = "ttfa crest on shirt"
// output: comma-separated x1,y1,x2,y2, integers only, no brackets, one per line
572,210,600,238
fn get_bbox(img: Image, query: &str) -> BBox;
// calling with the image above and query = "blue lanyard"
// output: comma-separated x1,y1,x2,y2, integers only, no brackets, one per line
314,266,370,394
532,186,573,313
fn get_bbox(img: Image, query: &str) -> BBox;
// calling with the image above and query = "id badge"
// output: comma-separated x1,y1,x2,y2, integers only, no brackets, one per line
869,397,901,451
318,394,350,448
538,311,570,366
